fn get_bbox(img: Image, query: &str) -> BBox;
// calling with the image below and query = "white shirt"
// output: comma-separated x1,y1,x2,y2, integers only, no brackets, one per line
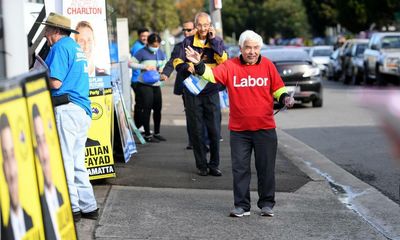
10,206,27,240
44,185,61,240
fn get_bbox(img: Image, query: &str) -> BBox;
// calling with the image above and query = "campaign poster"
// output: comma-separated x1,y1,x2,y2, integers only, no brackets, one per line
85,88,116,180
63,0,111,88
24,75,77,240
0,85,44,240
113,86,137,163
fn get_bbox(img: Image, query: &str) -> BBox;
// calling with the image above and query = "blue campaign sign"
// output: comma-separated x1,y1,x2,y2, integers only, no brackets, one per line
183,75,208,95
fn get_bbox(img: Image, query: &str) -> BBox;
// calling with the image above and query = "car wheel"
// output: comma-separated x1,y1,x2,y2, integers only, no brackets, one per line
312,98,323,108
376,65,387,86
363,64,373,85
352,68,361,85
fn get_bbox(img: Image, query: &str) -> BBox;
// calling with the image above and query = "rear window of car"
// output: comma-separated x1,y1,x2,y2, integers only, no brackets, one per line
312,49,333,57
356,44,367,55
261,49,312,62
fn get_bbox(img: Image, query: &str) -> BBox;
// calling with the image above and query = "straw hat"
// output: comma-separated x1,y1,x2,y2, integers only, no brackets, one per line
38,12,79,34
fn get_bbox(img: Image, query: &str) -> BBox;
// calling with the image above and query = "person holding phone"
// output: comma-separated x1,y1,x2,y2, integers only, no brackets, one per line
161,21,196,150
174,12,228,176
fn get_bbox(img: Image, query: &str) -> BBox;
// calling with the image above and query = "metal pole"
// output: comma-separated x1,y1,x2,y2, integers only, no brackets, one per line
209,0,223,38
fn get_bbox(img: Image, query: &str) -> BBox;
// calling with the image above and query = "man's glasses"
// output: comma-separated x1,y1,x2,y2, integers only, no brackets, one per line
182,28,193,32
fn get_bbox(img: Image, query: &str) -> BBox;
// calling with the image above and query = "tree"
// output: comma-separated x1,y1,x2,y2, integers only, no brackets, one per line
261,0,311,39
107,0,179,34
176,0,205,23
303,0,337,36
222,0,311,41
336,0,400,32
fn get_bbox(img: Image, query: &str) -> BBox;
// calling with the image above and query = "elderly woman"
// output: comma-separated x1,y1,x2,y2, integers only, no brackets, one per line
185,30,294,217
129,33,167,143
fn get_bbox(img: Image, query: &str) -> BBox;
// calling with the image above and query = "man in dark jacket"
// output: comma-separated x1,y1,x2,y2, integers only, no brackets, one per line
174,12,228,176
161,21,196,149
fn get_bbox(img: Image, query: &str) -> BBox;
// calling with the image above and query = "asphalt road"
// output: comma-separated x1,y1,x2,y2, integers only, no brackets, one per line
275,78,400,204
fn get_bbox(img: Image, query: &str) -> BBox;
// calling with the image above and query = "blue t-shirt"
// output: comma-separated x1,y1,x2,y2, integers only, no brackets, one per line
130,40,145,82
45,37,92,117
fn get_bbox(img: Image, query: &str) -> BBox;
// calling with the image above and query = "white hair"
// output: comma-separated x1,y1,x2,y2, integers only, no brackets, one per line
238,30,263,48
194,12,211,25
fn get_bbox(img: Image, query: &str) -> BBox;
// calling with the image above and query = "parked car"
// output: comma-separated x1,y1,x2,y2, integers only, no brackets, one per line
363,32,400,85
327,49,342,81
343,39,369,85
225,44,240,58
309,46,333,77
261,48,323,107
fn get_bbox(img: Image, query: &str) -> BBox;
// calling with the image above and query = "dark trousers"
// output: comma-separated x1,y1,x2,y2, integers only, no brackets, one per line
230,129,277,211
134,83,162,136
131,82,142,129
183,88,221,170
182,94,192,146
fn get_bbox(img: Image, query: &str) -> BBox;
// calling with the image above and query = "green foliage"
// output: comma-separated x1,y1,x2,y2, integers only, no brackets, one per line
107,0,180,37
315,0,400,33
222,0,310,40
303,0,337,36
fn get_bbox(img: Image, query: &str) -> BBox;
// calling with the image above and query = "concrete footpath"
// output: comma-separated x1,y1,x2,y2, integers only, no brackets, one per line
76,81,400,239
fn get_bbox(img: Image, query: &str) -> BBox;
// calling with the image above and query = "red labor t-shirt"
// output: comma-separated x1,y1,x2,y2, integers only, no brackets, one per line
212,57,285,131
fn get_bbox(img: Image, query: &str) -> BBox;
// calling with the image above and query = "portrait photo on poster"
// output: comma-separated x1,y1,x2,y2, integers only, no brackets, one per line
32,104,63,240
0,113,33,239
73,20,110,77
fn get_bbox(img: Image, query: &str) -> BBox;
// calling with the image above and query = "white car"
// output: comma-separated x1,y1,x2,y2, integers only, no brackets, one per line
309,46,334,76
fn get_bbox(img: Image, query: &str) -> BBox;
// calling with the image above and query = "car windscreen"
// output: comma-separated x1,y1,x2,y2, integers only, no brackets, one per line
381,36,400,49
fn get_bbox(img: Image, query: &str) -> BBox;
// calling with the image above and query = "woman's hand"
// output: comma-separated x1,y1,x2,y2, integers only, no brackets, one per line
145,65,157,71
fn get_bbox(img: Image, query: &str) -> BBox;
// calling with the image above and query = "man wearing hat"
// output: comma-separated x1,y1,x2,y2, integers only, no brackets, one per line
39,12,98,222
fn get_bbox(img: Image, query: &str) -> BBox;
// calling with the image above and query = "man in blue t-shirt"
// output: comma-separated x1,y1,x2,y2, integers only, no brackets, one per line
130,27,149,129
40,12,98,222
130,28,149,84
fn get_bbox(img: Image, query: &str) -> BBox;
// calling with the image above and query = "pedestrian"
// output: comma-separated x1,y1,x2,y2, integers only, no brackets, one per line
175,12,228,177
39,12,98,222
185,30,295,217
129,33,168,143
161,21,196,149
130,28,150,130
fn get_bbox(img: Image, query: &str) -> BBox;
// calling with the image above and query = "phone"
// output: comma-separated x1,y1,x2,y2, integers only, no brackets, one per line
208,24,215,39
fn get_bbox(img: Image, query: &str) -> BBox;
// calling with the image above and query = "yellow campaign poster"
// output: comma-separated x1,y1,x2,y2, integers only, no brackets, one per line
86,88,115,180
0,86,44,240
24,76,77,240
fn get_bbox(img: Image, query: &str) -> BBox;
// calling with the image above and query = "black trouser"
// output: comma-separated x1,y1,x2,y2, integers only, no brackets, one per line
131,82,142,129
183,88,221,170
134,83,162,136
230,129,277,211
182,93,192,146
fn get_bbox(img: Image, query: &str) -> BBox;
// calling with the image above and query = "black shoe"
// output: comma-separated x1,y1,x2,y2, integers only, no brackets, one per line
197,169,208,176
73,211,81,222
209,167,222,176
81,208,99,220
186,145,193,150
153,134,166,141
144,135,160,143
